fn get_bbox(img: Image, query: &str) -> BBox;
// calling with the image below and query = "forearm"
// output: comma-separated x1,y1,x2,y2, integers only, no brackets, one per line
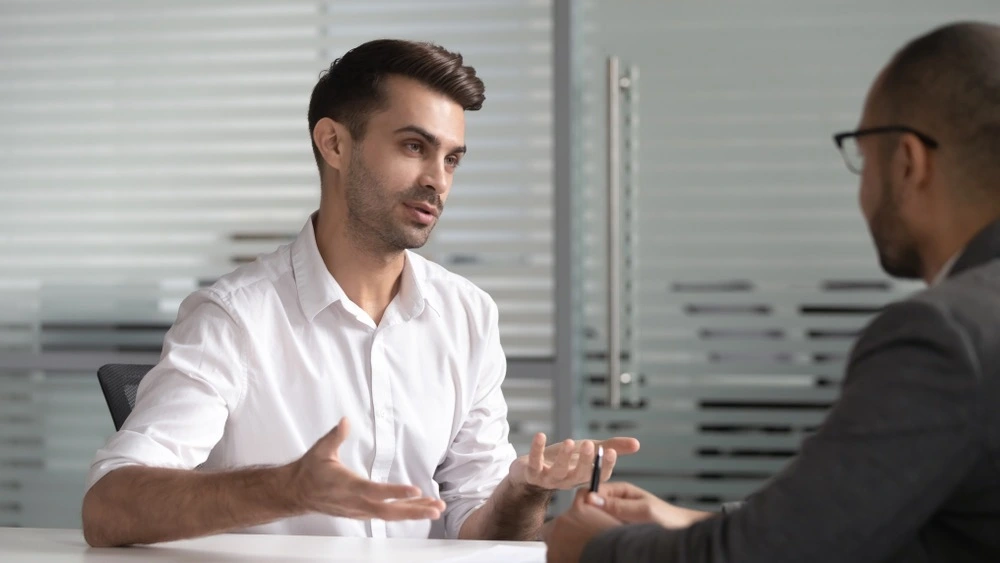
82,463,303,547
459,475,552,540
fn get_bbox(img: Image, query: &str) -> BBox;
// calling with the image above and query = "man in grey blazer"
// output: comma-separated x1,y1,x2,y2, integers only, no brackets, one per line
544,20,1000,563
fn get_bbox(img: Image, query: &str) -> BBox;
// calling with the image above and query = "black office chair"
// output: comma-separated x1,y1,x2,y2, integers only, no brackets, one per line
96,363,155,431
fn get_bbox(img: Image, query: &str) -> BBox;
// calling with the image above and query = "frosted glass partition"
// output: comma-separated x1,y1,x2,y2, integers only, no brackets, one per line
0,0,554,527
572,0,995,509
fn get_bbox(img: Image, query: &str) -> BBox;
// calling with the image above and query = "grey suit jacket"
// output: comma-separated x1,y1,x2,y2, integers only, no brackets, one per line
583,220,1000,563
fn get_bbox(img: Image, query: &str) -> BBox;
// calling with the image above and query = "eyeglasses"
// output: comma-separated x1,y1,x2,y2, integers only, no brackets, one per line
832,126,939,174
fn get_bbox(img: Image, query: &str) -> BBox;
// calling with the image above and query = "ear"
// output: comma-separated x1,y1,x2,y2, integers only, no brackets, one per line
312,117,350,173
894,133,932,197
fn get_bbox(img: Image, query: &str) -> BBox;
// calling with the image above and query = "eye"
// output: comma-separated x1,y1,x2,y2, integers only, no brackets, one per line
404,141,422,153
445,155,461,168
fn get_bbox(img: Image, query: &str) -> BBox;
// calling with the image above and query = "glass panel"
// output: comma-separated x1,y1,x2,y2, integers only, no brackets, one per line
570,0,999,510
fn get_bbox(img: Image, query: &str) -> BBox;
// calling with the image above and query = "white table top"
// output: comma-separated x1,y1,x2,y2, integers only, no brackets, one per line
0,528,547,562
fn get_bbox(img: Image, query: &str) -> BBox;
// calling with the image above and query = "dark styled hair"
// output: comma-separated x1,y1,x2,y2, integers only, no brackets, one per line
307,39,485,171
877,22,1000,190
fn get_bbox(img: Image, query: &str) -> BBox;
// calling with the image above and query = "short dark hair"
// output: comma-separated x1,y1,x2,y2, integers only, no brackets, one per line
877,22,1000,192
307,39,485,171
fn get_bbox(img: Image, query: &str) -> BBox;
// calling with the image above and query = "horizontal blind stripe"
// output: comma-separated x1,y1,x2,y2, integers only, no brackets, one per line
0,0,555,358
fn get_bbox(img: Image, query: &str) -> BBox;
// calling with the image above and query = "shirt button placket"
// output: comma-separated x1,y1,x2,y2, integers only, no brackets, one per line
368,330,396,538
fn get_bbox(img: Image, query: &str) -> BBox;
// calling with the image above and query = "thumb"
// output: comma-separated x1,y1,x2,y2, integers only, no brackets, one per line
314,417,350,457
593,494,651,524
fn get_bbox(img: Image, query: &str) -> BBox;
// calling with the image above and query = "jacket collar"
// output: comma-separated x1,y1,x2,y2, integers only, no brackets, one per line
947,217,1000,279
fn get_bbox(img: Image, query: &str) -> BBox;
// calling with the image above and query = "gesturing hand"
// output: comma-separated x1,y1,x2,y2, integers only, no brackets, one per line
587,481,714,528
509,433,640,492
289,417,445,520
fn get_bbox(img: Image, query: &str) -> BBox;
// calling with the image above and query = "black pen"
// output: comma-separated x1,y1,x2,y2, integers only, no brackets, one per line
589,445,604,493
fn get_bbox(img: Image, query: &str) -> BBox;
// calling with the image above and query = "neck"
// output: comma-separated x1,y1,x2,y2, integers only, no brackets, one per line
314,206,405,325
919,209,998,285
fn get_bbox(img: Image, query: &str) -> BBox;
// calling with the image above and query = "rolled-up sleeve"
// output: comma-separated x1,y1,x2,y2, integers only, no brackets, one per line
86,289,247,490
435,298,518,539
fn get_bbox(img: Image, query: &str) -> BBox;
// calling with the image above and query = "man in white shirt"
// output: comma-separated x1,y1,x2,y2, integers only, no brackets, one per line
81,39,639,547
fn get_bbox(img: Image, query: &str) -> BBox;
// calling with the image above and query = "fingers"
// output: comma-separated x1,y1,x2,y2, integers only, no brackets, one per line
591,481,646,500
571,489,628,525
599,447,618,482
355,479,422,502
568,440,596,485
587,492,606,507
314,417,351,457
551,439,575,480
578,482,652,524
597,437,640,455
527,432,546,477
527,435,638,491
593,496,651,524
362,496,445,521
333,416,350,444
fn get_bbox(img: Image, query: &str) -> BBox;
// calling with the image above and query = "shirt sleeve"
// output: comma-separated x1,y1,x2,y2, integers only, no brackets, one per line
583,299,985,563
435,297,518,539
86,289,248,490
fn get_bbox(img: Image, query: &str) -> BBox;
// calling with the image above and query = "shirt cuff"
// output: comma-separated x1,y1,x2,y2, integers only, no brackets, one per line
85,429,191,491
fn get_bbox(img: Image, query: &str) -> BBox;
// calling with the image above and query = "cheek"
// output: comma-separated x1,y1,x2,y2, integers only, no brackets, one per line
858,169,880,222
858,180,873,220
385,157,424,187
362,147,411,182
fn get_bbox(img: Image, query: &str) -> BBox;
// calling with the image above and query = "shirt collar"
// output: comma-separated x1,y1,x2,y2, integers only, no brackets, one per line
931,251,961,286
399,250,442,321
292,213,440,322
292,214,349,321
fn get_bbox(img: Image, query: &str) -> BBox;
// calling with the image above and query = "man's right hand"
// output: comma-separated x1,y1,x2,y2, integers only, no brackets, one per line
288,417,445,521
587,481,713,529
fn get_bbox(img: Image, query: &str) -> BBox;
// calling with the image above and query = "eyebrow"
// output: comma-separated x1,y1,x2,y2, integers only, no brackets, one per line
394,125,467,155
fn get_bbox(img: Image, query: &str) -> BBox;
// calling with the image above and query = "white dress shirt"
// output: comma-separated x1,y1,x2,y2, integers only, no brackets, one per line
87,215,517,540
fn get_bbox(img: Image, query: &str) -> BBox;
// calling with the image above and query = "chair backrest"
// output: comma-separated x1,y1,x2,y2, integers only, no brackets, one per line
96,363,155,431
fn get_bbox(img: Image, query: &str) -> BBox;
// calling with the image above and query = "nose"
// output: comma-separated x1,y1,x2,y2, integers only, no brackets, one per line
418,160,449,196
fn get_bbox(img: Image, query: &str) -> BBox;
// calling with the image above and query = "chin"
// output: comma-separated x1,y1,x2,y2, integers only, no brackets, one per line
408,224,436,246
878,254,922,280
396,231,433,251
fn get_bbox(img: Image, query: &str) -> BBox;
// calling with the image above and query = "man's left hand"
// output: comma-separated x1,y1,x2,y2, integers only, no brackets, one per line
543,488,623,563
508,433,640,492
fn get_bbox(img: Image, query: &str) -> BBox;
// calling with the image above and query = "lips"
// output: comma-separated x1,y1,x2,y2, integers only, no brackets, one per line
406,202,440,218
